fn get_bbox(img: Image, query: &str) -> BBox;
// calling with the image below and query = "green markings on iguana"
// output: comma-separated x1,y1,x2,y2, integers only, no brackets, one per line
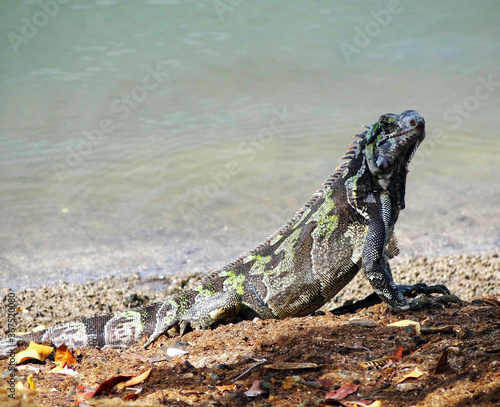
221,270,245,295
309,193,338,241
196,284,217,297
272,227,302,273
248,254,272,275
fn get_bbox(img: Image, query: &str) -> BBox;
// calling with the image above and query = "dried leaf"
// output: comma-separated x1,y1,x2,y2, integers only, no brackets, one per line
123,393,139,401
215,384,236,392
116,368,152,388
15,342,54,364
90,374,134,397
264,362,322,370
434,349,448,374
396,367,424,383
392,345,404,359
55,343,77,365
325,383,359,401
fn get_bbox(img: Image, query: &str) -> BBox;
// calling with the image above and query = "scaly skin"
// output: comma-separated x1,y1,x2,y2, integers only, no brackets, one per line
0,110,450,357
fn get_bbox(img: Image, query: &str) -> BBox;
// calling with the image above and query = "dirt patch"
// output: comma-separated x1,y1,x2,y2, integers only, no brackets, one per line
0,250,499,406
2,300,500,406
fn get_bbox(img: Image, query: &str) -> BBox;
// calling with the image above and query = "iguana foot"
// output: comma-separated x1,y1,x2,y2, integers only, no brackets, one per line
144,291,242,348
398,283,462,310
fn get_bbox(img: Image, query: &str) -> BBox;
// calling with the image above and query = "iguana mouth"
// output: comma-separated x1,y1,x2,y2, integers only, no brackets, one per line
387,129,412,139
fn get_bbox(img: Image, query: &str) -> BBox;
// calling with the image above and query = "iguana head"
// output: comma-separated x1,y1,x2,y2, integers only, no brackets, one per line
364,110,425,182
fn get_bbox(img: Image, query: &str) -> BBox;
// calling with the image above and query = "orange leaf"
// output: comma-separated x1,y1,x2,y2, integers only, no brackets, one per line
15,342,54,364
325,383,359,401
117,368,152,388
91,368,153,397
396,367,424,383
123,393,139,401
392,345,404,359
55,343,77,365
92,375,134,397
215,384,236,392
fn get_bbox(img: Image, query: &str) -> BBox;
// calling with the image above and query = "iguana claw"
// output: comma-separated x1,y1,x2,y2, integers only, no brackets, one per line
399,283,450,297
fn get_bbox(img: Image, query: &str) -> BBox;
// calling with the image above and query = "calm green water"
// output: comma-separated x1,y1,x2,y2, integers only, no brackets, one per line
0,0,499,288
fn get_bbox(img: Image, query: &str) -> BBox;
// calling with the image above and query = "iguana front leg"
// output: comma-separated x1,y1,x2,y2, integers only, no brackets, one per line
362,213,410,311
362,195,455,312
144,289,241,348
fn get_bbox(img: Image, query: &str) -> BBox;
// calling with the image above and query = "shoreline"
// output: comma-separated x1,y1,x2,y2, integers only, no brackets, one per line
1,248,498,336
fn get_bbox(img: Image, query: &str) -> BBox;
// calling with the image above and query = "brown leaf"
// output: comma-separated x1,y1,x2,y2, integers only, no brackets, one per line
91,375,134,397
434,349,448,374
392,345,404,359
116,368,152,388
325,383,359,401
55,343,77,365
123,393,140,401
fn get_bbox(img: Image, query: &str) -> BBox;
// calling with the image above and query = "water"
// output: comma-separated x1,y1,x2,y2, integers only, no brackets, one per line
0,0,499,289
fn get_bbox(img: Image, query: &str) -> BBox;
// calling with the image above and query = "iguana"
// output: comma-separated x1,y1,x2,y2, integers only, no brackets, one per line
1,110,451,357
